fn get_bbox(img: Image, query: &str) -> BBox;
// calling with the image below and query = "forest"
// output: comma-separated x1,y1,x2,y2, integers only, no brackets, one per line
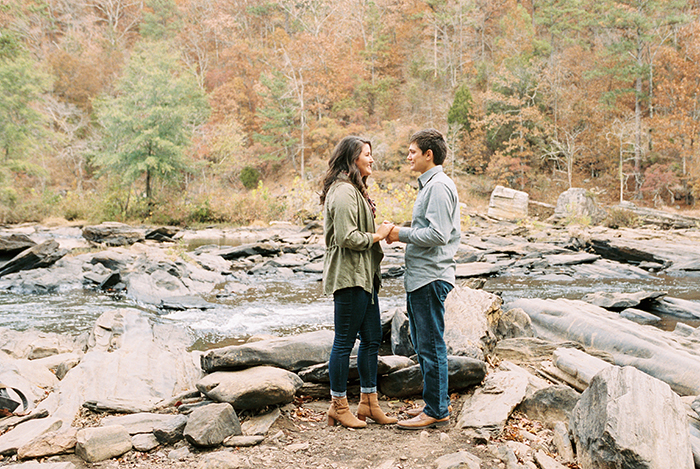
1,0,700,226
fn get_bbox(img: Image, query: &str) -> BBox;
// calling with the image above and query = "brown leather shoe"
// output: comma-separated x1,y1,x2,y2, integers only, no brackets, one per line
405,405,452,418
397,412,449,430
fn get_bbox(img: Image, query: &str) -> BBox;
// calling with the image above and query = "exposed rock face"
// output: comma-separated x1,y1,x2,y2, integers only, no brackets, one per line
509,297,700,396
488,185,528,221
569,366,693,469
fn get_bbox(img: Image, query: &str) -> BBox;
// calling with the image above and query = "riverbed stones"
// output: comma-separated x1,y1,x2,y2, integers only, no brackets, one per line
581,290,666,310
0,233,36,257
183,403,241,447
196,366,303,410
101,412,184,435
0,240,67,278
509,297,700,396
82,222,145,246
75,425,132,463
240,408,280,436
570,366,694,469
16,427,77,460
201,330,334,372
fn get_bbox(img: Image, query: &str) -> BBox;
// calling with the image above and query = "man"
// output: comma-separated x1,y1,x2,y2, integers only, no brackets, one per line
386,128,461,430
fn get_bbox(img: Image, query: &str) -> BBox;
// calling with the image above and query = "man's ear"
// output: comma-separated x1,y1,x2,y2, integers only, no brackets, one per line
425,149,433,161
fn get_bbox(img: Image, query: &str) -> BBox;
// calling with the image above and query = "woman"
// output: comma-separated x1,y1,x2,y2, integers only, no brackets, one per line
320,136,397,428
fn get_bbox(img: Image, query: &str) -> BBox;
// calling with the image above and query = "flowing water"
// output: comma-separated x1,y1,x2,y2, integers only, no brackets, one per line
1,270,698,351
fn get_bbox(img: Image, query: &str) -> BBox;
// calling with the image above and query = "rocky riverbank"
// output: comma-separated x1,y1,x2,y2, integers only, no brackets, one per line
0,199,700,469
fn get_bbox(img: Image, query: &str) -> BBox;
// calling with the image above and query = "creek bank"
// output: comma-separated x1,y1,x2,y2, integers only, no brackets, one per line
0,217,699,468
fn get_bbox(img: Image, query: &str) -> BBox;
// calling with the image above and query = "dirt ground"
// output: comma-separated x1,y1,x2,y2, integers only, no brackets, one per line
0,393,565,469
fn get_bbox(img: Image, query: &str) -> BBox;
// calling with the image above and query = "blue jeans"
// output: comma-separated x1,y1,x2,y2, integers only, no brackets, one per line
329,287,382,397
406,280,453,419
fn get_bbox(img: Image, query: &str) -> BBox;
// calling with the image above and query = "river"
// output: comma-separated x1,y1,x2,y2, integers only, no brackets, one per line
2,268,698,351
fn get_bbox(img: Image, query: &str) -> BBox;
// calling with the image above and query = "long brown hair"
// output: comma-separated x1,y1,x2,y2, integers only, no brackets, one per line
319,136,371,205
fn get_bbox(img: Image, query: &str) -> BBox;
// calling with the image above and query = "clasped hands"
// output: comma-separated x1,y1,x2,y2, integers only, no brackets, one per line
377,220,400,244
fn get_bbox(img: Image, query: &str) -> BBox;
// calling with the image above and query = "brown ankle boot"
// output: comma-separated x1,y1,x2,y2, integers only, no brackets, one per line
357,393,398,425
328,397,367,428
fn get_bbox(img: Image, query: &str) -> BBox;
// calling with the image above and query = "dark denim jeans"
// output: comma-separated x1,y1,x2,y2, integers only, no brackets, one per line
329,286,382,397
406,280,453,419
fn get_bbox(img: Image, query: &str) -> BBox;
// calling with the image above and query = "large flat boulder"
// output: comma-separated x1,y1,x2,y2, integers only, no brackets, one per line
197,366,303,410
201,330,334,372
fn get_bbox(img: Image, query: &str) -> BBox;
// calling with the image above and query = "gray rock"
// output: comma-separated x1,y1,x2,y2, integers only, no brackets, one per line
201,330,334,372
647,296,700,319
552,422,575,463
75,425,132,463
488,185,528,221
222,435,264,447
153,414,188,445
492,308,535,340
456,362,548,434
581,290,666,310
517,385,580,428
434,450,482,469
551,188,607,224
0,240,67,278
241,408,280,436
132,433,159,452
0,233,36,257
217,242,281,260
82,222,145,246
183,403,241,447
2,463,76,469
390,308,414,357
42,309,201,426
17,427,77,460
534,450,568,469
0,417,63,456
89,250,135,271
455,262,505,278
379,356,486,398
444,285,502,358
197,366,303,410
101,412,184,435
620,307,661,325
544,252,600,266
570,366,693,469
195,450,246,469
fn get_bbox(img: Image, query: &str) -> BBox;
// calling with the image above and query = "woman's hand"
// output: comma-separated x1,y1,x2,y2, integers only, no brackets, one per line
372,221,394,243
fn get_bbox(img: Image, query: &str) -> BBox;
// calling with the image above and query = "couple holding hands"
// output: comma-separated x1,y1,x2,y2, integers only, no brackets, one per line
320,129,461,430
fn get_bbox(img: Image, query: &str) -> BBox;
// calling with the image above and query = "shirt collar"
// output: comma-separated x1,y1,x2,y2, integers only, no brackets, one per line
418,165,443,189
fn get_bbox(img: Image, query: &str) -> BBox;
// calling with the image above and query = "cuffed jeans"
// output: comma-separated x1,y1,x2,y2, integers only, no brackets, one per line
329,286,382,397
407,280,453,419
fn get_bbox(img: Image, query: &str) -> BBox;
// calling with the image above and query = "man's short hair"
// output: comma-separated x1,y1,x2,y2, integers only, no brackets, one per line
410,129,447,165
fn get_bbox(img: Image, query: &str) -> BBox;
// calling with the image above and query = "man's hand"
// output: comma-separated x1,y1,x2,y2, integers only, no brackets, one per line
386,225,400,244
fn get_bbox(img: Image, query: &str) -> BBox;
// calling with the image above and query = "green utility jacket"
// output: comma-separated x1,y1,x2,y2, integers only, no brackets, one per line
322,179,383,296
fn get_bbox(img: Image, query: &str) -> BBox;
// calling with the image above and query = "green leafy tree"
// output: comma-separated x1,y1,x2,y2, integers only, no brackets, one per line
0,32,51,165
94,41,209,201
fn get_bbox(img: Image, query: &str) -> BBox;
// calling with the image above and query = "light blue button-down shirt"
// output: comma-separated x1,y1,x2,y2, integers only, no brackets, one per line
398,165,460,293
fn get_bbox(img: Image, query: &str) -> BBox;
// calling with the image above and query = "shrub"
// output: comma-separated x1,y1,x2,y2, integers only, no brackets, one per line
240,166,261,190
604,208,639,229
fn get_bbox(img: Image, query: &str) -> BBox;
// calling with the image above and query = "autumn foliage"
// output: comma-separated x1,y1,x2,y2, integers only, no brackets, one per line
1,0,700,224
